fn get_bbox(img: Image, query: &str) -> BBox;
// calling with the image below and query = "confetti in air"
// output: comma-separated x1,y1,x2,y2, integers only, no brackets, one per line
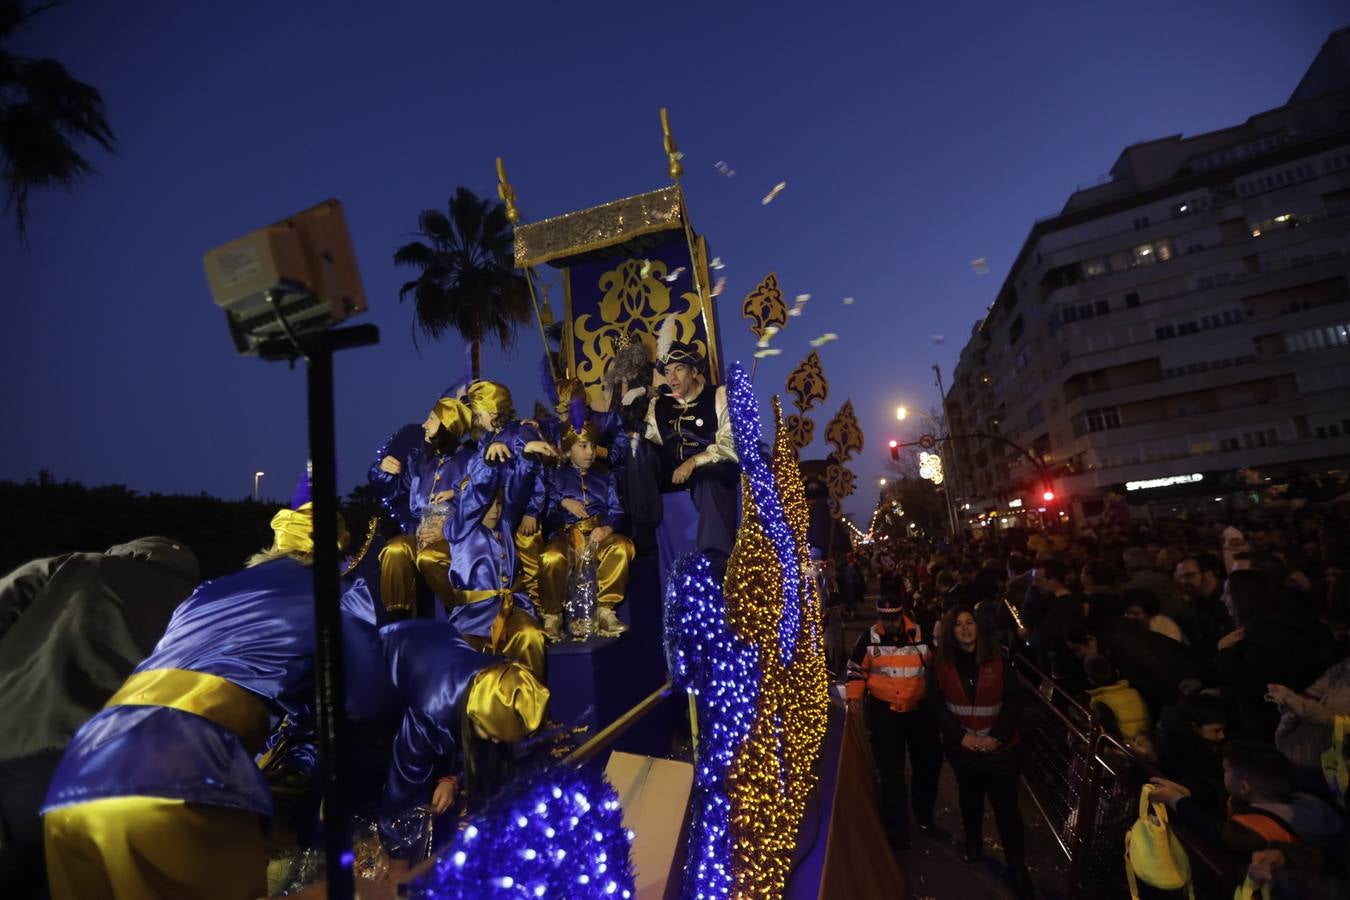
710,277,727,297
761,182,787,205
755,325,780,349
842,297,855,305
753,348,783,358
971,257,990,275
662,267,687,282
931,334,946,344
710,257,726,270
714,160,736,177
808,333,839,348
787,294,810,317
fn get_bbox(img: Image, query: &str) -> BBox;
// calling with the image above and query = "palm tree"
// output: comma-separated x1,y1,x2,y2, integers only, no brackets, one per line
1,1,116,240
393,186,532,379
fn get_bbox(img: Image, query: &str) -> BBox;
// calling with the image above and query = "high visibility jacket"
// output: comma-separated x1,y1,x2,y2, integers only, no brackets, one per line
934,654,1016,745
845,617,930,712
1087,680,1151,741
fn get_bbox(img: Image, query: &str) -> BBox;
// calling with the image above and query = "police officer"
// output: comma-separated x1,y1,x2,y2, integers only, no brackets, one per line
846,594,941,850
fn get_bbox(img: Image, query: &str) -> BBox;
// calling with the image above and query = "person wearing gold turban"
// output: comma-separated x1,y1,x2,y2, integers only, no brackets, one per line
464,380,558,606
537,375,629,470
41,486,396,900
442,452,549,683
378,619,548,840
538,415,635,640
371,394,476,617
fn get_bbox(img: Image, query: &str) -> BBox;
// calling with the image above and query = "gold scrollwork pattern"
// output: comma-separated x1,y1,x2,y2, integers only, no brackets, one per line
741,272,787,341
824,400,863,464
572,258,705,385
785,350,828,414
826,496,841,517
825,462,856,506
784,414,814,451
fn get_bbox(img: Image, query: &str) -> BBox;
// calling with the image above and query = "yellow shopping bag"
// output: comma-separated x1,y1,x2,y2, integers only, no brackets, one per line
1233,875,1271,900
1124,783,1194,899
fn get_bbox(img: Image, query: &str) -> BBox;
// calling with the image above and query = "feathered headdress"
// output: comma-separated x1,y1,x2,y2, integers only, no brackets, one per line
538,354,560,409
655,317,676,365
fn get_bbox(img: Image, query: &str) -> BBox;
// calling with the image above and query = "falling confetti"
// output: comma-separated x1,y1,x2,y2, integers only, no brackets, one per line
710,257,725,270
713,160,736,177
931,334,946,344
842,296,855,305
755,324,780,348
809,332,839,348
710,276,727,297
753,348,782,358
672,151,685,161
787,293,810,317
639,260,653,278
970,257,990,274
761,181,787,205
662,266,687,282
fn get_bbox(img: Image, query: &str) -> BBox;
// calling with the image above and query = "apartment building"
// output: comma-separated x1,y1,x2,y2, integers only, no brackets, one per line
947,28,1350,520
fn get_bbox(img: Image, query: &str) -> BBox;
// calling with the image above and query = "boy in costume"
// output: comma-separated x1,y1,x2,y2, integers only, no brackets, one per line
538,406,635,640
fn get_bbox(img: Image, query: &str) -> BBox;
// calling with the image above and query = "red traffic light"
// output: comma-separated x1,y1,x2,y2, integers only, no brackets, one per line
1042,490,1055,502
888,440,899,461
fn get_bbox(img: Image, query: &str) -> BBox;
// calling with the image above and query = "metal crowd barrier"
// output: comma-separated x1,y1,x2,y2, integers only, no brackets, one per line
1008,652,1231,899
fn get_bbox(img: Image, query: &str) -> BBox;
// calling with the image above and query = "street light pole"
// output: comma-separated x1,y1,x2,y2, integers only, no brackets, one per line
253,471,265,501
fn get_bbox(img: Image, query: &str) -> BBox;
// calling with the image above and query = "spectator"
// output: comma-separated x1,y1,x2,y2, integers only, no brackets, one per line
0,538,200,899
1151,693,1231,812
1150,741,1343,874
1064,619,1202,716
1174,552,1229,654
1080,559,1125,624
1268,657,1350,790
1023,559,1084,679
1122,587,1186,643
928,605,1034,899
1123,546,1183,621
1083,655,1151,742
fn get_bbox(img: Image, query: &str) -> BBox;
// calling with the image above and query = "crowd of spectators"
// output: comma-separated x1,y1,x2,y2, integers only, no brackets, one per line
846,494,1350,897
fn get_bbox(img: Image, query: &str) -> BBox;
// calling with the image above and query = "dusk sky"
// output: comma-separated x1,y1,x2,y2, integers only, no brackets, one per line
3,1,1345,522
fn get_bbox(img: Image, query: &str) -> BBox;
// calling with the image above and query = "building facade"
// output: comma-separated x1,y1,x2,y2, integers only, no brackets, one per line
947,29,1350,521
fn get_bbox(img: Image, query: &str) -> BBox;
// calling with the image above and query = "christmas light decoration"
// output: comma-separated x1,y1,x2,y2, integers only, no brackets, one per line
918,450,944,485
406,766,634,899
663,554,760,899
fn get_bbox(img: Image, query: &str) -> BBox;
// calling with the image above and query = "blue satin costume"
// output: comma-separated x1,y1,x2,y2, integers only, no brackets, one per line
476,420,548,603
442,454,547,680
539,464,635,616
379,620,497,820
42,559,394,818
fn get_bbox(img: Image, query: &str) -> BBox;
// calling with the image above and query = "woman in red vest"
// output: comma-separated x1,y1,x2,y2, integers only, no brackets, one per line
929,604,1034,899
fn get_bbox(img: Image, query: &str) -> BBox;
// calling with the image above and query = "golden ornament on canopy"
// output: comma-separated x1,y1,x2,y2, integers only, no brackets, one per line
824,399,863,464
741,272,788,342
784,349,828,415
784,413,814,451
824,461,857,506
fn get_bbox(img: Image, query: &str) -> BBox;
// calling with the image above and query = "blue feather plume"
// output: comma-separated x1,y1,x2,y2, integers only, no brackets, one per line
568,395,586,433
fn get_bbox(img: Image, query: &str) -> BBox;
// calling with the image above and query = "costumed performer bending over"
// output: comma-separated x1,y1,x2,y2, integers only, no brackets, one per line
40,487,394,900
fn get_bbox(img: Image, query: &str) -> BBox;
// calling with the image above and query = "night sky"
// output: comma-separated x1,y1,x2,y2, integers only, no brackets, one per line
3,1,1344,522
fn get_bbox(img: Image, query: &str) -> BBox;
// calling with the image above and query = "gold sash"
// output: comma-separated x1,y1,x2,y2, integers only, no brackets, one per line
105,668,271,754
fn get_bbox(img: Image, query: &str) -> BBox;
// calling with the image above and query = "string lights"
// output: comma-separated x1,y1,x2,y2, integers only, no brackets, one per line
407,766,635,899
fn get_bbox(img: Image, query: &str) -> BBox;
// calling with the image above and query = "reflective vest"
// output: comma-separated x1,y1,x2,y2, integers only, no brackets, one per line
1087,680,1151,741
845,617,930,712
934,654,1016,745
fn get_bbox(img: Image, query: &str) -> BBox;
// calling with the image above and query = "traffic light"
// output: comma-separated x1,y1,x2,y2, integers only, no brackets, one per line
1042,489,1055,503
888,439,899,461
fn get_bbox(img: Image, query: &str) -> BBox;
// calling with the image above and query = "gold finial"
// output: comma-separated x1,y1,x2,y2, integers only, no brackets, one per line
660,107,683,181
496,156,519,224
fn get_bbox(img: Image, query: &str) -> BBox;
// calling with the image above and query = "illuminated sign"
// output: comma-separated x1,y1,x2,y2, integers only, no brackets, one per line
1125,473,1204,492
1008,498,1024,509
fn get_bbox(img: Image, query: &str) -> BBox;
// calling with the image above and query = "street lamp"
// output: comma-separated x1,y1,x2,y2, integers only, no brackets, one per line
879,477,888,486
254,471,265,501
895,405,907,421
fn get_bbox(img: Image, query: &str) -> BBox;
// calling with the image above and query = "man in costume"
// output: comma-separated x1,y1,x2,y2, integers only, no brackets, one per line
40,489,395,900
443,451,550,682
639,339,739,559
369,393,476,618
539,413,635,640
378,618,548,845
0,537,199,898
